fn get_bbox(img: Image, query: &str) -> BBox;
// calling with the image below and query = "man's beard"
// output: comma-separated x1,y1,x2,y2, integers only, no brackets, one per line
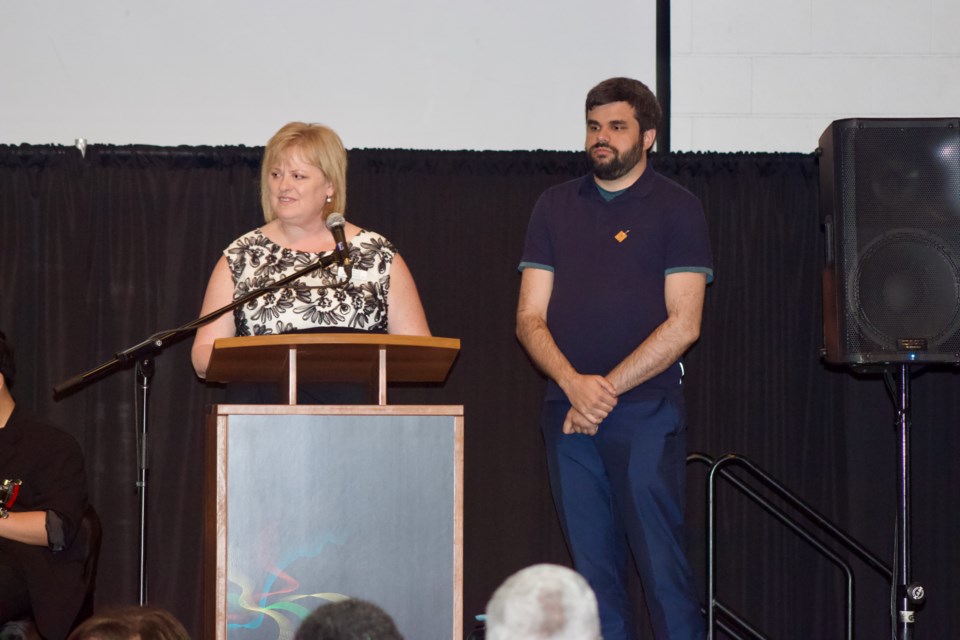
588,139,643,181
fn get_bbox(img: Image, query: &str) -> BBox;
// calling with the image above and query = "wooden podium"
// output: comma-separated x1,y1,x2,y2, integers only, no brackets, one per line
202,335,463,640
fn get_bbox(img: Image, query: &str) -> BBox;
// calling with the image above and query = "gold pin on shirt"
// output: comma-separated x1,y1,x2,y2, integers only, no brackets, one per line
615,230,630,243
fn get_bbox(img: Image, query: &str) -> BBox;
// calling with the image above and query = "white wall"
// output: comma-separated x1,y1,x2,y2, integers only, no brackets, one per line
5,1,955,154
0,1,655,151
671,0,960,152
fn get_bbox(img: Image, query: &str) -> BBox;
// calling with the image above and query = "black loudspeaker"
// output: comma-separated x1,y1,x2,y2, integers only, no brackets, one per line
819,118,960,364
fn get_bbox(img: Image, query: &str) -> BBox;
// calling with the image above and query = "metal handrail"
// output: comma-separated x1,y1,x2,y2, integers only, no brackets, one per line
689,453,893,639
713,601,769,640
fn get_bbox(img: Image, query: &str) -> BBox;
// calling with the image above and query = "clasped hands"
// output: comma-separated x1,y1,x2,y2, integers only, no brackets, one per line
560,373,618,436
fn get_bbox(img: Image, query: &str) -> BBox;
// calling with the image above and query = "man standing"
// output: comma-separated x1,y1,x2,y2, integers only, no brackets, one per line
0,331,90,639
516,77,712,639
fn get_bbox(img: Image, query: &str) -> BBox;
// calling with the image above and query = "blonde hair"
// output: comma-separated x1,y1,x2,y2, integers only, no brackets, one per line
260,122,347,222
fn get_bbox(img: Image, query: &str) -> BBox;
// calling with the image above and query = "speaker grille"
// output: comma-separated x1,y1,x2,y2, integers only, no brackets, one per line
850,230,960,350
821,118,960,364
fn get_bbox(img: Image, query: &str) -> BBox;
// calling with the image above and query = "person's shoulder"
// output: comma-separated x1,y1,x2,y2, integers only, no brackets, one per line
533,175,592,215
648,169,698,198
647,170,703,212
353,227,385,242
541,174,589,198
352,228,397,252
353,226,378,238
225,226,269,249
11,410,81,449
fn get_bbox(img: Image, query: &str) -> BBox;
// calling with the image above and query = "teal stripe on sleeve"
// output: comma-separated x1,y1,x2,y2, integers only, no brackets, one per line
665,266,714,284
518,261,554,273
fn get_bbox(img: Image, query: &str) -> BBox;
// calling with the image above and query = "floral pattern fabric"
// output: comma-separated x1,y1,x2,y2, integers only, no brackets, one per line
224,228,395,336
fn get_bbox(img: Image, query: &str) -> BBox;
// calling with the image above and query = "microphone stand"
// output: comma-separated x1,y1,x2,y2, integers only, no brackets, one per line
884,365,927,640
53,252,340,605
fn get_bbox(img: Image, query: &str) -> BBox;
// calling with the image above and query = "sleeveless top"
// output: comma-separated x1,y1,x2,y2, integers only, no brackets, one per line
224,227,396,336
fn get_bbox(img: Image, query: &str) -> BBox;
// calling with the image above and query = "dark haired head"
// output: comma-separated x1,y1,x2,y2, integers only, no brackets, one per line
585,77,662,134
66,605,190,640
0,330,15,388
294,599,403,640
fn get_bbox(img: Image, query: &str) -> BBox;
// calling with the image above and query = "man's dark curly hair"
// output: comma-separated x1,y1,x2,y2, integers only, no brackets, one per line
585,77,662,134
294,599,404,640
0,330,15,388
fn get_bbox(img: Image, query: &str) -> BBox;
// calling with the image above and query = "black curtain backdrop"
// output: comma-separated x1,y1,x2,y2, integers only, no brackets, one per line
1,145,957,639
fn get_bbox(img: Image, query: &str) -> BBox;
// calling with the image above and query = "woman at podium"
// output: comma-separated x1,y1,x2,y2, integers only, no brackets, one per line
190,122,431,402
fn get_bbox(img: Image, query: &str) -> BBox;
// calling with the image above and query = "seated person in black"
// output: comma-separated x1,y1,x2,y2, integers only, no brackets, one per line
0,331,89,640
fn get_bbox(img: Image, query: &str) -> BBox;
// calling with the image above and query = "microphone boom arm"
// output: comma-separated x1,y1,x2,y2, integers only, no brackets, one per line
53,251,339,396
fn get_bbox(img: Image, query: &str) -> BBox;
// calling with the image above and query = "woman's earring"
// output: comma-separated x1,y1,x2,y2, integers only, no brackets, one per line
326,195,333,204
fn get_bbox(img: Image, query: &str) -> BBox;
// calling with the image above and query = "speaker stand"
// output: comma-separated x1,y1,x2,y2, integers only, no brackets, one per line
888,364,925,639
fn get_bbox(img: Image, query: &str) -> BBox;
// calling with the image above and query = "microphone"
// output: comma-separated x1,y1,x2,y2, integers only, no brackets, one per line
325,213,353,278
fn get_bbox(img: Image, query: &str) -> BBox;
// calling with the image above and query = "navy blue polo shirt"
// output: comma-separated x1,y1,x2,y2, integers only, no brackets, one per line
519,166,713,403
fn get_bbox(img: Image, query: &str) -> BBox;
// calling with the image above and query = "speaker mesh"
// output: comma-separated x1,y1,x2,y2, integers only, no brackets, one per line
850,230,960,350
821,118,960,363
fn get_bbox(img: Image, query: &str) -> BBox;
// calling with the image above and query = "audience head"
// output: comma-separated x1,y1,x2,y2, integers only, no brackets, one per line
485,564,600,640
585,77,662,135
67,605,190,640
261,121,348,223
294,598,403,640
0,330,15,389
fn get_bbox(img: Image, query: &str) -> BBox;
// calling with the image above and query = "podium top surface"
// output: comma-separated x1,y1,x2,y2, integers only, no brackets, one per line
204,333,460,384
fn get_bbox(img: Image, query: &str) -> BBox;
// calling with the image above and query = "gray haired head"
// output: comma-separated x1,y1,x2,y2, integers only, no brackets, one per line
485,564,600,640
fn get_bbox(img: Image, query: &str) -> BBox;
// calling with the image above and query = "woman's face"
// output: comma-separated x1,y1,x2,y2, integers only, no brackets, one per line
267,147,335,223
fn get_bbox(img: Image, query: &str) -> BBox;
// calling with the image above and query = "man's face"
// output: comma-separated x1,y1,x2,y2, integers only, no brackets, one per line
585,101,654,181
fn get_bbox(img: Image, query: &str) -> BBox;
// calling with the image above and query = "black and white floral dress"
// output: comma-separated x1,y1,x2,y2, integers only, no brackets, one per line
224,227,397,336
